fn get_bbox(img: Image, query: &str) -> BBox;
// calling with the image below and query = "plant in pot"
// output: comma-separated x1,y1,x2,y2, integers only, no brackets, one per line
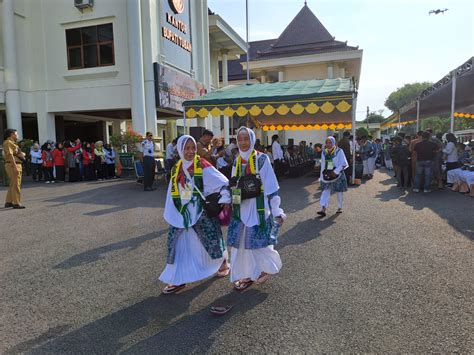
110,129,143,178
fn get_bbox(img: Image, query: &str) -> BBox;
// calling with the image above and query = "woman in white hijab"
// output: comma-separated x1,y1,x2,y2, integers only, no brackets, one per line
159,135,231,294
227,127,286,291
317,136,349,217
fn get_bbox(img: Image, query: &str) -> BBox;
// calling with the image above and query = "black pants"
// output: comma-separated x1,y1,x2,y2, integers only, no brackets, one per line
143,156,155,188
43,167,54,182
107,164,115,178
32,163,43,181
84,164,95,181
69,165,80,182
95,158,107,180
345,163,352,183
55,166,65,182
274,159,286,178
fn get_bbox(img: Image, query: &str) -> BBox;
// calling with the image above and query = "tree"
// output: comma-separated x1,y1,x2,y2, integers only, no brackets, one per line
361,112,386,123
384,82,433,112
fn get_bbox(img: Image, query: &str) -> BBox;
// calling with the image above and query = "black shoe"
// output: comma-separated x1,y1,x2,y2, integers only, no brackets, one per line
317,210,326,217
4,202,13,208
12,204,26,209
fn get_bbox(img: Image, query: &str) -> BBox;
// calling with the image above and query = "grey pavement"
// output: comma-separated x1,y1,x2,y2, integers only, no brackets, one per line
0,171,473,353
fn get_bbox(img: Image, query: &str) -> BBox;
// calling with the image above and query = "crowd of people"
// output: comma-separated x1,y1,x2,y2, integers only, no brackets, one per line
355,130,474,194
26,139,118,183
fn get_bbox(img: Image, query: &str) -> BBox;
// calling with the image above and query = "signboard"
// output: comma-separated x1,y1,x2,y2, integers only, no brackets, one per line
154,63,206,113
161,0,192,72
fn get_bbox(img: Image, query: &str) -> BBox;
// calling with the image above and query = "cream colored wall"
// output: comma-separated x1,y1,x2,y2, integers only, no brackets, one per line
284,63,329,81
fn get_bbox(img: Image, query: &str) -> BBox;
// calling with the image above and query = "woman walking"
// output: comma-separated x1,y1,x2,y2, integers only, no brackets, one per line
159,135,231,294
227,127,285,291
317,136,349,217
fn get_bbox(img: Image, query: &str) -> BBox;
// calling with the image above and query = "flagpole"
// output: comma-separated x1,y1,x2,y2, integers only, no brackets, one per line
246,0,250,83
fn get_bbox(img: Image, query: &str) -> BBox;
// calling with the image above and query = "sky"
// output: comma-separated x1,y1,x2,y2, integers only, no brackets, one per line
207,0,474,121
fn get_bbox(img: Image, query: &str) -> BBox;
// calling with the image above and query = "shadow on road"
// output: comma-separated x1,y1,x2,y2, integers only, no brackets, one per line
376,171,474,241
44,180,167,216
7,279,266,354
54,229,168,270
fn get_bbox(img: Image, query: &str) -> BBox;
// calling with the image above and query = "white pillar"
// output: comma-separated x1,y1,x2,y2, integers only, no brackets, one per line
1,0,22,138
340,66,346,78
260,72,266,83
141,0,158,136
37,112,56,144
221,50,229,87
278,69,284,82
450,70,456,134
127,0,147,135
351,92,357,182
327,63,334,79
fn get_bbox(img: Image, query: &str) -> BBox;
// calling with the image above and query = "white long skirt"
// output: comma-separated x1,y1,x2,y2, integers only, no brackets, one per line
159,228,226,285
230,228,282,282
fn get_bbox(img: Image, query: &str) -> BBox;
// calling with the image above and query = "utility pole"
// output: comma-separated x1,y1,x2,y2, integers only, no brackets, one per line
366,106,370,129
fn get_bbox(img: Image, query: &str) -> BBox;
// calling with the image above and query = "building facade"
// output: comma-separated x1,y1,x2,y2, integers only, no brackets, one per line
0,0,245,150
223,3,363,146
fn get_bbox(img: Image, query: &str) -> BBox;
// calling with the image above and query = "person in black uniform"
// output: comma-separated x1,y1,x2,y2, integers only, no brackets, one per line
141,132,156,191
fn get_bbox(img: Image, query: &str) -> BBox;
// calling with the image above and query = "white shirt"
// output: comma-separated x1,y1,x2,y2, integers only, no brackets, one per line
30,150,43,164
443,142,458,163
141,140,154,157
272,141,284,160
166,143,175,160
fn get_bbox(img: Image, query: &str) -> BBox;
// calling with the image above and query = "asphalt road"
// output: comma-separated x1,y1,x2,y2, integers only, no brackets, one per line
0,171,473,353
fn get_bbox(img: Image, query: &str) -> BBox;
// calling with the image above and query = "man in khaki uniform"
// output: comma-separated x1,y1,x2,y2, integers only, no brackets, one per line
3,128,25,209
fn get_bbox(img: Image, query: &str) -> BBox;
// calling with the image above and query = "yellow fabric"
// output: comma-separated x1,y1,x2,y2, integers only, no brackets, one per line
170,156,203,202
5,163,22,205
185,100,353,118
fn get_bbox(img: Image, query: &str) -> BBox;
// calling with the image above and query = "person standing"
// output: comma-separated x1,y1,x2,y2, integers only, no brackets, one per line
30,143,43,182
65,139,81,182
317,136,349,216
413,131,438,193
383,139,393,170
228,127,285,291
391,137,410,188
165,138,177,171
443,133,459,187
272,134,285,178
337,131,352,184
197,130,217,165
41,143,54,184
141,132,156,191
3,129,26,209
94,141,107,180
52,142,66,182
82,142,95,181
159,135,231,294
104,144,116,179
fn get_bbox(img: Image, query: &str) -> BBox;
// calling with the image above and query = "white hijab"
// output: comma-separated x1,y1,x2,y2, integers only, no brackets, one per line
236,126,256,161
177,135,196,170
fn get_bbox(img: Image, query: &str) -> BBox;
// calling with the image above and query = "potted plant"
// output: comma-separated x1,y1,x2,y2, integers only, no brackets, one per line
110,129,143,178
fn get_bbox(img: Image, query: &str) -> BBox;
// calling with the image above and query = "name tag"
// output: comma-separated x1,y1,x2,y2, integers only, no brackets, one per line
180,189,192,200
327,161,334,170
232,188,241,205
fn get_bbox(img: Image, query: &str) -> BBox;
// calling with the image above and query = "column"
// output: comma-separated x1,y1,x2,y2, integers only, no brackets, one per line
278,69,284,82
37,112,56,143
327,63,334,79
221,49,229,87
260,71,266,83
127,0,147,135
1,0,23,138
340,65,346,78
112,120,123,136
221,49,229,142
141,0,158,136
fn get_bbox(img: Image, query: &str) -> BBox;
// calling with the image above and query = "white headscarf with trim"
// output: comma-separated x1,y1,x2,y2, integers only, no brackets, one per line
236,126,256,161
177,135,196,170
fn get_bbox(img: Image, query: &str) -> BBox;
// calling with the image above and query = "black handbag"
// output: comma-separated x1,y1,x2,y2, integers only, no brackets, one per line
230,174,262,200
202,192,223,218
322,169,338,181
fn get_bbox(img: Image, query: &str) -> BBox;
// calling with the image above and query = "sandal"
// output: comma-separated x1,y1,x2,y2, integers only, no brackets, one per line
233,279,253,291
256,272,269,285
317,210,326,217
162,284,186,295
210,305,233,315
217,261,230,278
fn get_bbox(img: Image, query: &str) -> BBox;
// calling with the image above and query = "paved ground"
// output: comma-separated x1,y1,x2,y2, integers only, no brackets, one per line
0,170,473,354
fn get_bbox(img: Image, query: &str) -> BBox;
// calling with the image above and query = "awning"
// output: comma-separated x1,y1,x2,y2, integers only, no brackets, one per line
399,57,474,124
183,78,356,130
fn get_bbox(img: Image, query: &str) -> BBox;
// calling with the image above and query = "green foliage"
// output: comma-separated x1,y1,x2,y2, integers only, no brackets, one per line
384,82,433,112
361,112,386,123
356,127,370,138
422,116,474,133
110,129,143,153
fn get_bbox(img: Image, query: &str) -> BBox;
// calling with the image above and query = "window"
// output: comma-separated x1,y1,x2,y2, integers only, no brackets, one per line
66,23,115,70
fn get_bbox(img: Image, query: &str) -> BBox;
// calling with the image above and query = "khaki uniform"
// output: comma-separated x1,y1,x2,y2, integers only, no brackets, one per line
3,138,23,205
